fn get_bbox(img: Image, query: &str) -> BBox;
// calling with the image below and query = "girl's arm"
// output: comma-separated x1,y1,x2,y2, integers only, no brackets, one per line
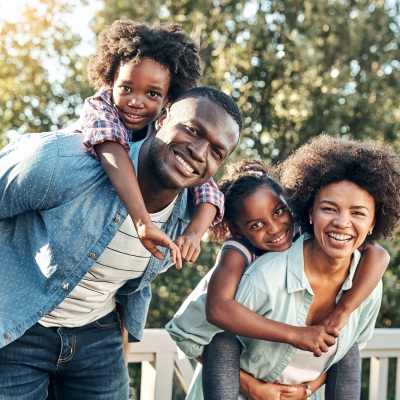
174,179,222,262
95,141,181,268
206,248,338,356
321,242,389,330
174,202,217,262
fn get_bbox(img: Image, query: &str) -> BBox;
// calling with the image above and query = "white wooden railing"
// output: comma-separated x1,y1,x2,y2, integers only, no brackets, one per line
129,328,400,400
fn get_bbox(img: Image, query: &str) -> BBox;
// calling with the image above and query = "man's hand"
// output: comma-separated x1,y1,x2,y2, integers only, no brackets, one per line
174,232,201,263
136,222,182,269
290,325,339,357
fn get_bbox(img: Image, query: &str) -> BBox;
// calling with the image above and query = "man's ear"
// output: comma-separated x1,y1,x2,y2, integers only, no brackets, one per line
155,108,169,131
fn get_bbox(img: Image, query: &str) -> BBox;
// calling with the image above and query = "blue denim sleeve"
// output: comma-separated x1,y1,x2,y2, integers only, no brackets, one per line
0,133,59,219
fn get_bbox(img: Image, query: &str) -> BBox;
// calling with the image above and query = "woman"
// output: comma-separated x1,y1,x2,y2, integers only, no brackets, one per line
166,134,400,399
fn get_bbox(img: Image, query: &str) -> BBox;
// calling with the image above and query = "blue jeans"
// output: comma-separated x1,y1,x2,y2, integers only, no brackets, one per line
0,309,129,400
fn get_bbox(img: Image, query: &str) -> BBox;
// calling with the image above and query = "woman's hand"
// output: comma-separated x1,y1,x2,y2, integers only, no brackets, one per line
245,381,298,400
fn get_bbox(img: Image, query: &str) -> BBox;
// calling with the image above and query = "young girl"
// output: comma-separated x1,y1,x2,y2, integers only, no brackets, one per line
75,18,224,266
167,157,389,399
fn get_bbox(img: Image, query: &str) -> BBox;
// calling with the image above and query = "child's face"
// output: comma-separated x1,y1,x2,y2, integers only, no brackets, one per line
233,186,294,252
112,58,170,133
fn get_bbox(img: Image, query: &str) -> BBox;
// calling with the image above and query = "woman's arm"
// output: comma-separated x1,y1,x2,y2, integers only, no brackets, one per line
321,243,389,330
206,248,338,356
240,370,326,400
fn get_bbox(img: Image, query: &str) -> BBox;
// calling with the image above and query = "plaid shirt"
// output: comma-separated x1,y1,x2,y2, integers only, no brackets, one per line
77,88,224,225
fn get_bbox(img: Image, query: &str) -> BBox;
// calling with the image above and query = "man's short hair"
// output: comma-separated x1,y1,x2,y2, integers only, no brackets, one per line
175,87,242,134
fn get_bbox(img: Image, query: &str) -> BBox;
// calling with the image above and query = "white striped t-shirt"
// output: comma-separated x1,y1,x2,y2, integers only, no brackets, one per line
39,197,177,328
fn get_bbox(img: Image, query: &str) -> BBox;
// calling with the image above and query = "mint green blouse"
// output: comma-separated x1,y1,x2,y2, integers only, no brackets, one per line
166,235,382,399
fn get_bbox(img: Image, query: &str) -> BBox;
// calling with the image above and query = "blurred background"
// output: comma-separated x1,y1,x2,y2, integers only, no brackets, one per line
1,0,399,397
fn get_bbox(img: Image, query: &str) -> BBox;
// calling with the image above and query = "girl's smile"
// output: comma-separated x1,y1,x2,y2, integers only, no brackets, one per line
232,186,294,252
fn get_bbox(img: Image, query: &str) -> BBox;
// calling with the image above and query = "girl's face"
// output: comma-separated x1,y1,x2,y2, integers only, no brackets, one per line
309,180,375,261
112,58,170,134
232,186,294,252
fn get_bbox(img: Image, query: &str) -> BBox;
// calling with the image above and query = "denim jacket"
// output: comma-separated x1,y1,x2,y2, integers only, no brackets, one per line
0,131,193,349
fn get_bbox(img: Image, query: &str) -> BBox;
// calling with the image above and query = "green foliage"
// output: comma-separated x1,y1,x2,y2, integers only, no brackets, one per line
0,0,93,146
94,0,400,161
0,0,399,332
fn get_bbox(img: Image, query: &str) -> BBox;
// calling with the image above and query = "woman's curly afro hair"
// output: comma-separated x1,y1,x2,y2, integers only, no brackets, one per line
278,134,400,243
87,18,202,101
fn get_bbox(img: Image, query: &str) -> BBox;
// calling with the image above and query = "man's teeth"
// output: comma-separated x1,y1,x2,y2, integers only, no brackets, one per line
176,155,194,173
328,233,352,242
271,231,286,243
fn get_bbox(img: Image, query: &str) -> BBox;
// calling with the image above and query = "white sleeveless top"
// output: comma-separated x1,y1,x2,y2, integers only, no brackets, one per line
39,197,177,328
275,339,338,384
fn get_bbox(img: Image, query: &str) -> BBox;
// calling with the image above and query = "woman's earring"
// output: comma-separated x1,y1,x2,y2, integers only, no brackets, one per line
309,220,313,225
368,230,373,235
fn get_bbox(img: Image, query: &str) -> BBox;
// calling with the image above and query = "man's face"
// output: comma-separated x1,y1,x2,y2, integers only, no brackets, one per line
148,97,239,190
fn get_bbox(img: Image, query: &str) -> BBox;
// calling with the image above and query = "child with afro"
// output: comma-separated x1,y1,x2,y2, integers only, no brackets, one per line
76,18,223,265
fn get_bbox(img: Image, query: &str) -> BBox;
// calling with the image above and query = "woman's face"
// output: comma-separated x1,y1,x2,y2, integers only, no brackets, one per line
232,186,294,252
309,180,375,260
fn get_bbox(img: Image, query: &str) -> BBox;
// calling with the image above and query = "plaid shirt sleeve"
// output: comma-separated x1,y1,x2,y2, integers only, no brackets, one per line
80,88,131,158
191,178,225,226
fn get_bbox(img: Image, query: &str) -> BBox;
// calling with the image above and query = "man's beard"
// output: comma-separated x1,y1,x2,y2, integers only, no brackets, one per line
148,137,183,191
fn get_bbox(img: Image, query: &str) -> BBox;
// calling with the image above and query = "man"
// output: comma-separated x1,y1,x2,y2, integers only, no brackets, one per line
0,87,241,399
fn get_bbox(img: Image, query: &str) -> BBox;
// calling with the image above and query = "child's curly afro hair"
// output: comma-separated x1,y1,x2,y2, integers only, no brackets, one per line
87,18,202,101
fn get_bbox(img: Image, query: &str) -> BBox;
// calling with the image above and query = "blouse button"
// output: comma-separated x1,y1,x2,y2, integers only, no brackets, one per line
62,283,69,291
38,311,43,317
114,217,121,223
4,333,11,339
89,252,96,259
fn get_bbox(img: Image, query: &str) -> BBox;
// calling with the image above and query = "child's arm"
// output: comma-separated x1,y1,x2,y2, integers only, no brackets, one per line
95,141,181,268
174,202,217,262
321,242,389,330
174,178,222,262
206,246,338,356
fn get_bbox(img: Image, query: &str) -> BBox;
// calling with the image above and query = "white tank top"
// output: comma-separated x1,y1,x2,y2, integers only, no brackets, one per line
275,339,338,384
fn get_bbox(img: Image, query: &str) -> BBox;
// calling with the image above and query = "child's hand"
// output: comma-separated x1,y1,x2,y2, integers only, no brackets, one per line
174,233,201,264
246,381,298,400
319,309,350,331
136,222,182,269
290,325,339,357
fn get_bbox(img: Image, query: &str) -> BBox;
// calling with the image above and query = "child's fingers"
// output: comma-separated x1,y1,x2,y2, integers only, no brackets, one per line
187,247,201,263
173,246,182,269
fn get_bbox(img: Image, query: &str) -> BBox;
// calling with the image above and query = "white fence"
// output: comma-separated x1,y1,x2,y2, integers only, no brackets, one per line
128,328,400,400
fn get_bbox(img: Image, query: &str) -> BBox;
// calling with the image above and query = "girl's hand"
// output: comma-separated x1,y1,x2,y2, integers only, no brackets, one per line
136,221,182,269
319,309,350,331
174,232,201,263
290,325,339,357
246,381,298,400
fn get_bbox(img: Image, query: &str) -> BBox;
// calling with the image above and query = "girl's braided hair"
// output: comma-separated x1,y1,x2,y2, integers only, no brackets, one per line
210,158,283,243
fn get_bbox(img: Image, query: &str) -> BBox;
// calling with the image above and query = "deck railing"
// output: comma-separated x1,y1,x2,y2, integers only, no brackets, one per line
128,328,400,400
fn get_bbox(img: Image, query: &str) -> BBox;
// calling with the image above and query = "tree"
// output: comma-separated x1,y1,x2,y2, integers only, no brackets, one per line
93,0,400,328
0,0,92,147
